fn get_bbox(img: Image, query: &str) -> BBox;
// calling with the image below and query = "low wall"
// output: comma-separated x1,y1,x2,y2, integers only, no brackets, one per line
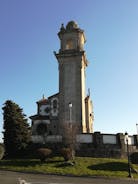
32,135,62,143
76,134,93,143
32,132,138,158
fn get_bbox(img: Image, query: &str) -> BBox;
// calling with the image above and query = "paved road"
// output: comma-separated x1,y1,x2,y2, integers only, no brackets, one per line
0,170,138,184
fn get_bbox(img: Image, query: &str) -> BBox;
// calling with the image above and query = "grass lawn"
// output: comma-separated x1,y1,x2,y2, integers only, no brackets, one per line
0,157,138,179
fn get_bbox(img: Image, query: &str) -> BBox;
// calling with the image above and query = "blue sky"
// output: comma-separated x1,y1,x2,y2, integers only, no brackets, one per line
0,0,138,142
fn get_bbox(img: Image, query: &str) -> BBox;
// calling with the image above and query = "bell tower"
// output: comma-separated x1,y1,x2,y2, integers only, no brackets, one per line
55,21,90,133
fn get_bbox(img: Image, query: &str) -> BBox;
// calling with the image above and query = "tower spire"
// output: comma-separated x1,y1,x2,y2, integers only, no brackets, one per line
42,94,45,99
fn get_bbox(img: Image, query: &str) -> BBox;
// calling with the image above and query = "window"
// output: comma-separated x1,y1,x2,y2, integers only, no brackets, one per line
36,123,47,135
66,39,73,49
53,99,57,109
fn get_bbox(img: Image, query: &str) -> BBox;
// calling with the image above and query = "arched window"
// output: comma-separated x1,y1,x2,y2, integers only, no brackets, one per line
36,123,47,135
66,39,73,49
53,99,57,109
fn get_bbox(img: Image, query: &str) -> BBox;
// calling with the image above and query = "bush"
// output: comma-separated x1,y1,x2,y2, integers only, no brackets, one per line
60,148,74,161
0,144,5,160
130,152,138,164
37,148,52,163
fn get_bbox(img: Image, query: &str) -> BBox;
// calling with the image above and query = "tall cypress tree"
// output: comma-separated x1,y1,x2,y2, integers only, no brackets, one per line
2,100,31,158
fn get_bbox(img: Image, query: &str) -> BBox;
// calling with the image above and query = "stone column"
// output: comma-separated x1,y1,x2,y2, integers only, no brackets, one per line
93,132,103,147
133,135,138,147
117,133,126,158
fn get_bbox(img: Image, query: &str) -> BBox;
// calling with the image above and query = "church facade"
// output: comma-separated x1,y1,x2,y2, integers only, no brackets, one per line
30,21,138,158
30,21,94,140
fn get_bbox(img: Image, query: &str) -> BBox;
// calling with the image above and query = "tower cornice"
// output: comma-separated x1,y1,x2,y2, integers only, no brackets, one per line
54,50,88,67
54,50,84,57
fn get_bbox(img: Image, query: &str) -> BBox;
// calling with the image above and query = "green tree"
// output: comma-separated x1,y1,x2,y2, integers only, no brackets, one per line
2,100,31,158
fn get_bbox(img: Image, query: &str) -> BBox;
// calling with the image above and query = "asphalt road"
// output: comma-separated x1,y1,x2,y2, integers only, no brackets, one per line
0,170,138,184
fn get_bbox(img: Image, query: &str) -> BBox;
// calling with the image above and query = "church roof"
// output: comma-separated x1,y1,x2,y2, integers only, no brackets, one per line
30,114,49,120
36,95,48,104
36,93,59,104
48,92,59,99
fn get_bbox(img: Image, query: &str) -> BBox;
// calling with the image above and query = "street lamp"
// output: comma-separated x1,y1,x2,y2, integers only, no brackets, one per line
125,132,132,178
69,102,72,124
68,102,73,152
136,123,138,135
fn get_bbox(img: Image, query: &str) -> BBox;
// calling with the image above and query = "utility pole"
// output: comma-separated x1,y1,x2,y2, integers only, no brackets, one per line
136,123,138,135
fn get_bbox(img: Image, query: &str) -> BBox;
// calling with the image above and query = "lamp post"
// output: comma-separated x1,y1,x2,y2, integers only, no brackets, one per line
125,132,132,178
69,102,72,125
136,123,138,135
68,102,74,158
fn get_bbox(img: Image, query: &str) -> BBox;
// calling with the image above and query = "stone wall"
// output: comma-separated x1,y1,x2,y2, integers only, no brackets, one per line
32,132,138,158
76,132,138,158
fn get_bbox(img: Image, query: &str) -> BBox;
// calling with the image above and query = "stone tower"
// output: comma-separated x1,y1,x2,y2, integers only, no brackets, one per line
55,21,93,133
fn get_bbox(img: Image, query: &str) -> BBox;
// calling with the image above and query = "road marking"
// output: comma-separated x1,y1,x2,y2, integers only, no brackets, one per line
18,181,73,184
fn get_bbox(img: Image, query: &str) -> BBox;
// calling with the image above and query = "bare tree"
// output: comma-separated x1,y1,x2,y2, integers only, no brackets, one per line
61,122,79,162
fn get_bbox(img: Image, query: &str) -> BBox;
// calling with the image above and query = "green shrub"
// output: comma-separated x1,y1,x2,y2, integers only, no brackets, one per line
37,148,52,163
60,148,74,161
0,144,5,160
130,152,138,164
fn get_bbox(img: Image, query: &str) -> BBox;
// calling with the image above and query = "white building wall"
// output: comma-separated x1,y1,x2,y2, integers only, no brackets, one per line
124,136,134,145
32,135,44,143
103,135,117,144
76,134,93,143
46,135,62,142
32,133,135,145
32,135,62,143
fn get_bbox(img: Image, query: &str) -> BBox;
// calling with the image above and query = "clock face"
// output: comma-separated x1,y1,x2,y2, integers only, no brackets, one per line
39,105,50,116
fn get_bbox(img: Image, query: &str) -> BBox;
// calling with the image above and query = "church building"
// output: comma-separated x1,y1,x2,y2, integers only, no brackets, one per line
30,21,94,141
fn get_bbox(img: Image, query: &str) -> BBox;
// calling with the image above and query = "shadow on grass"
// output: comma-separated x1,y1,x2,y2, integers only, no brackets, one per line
88,162,128,171
0,160,39,167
